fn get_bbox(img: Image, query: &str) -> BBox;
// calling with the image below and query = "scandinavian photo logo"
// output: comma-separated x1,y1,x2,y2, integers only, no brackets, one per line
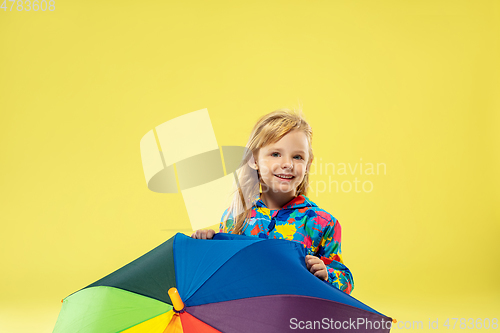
307,158,387,195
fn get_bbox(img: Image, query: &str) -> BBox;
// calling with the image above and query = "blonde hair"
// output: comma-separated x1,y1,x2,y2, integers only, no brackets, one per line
222,107,314,235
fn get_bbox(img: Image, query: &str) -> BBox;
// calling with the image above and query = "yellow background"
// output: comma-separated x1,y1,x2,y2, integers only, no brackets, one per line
1,0,499,332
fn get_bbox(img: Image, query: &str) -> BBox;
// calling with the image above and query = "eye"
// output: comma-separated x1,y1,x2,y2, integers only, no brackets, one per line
294,155,303,160
271,152,280,157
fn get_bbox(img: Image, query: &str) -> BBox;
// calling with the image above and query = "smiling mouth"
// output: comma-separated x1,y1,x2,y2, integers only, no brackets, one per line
275,174,294,180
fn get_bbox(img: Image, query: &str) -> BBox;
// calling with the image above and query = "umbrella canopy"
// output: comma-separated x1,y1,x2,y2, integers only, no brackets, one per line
53,233,394,332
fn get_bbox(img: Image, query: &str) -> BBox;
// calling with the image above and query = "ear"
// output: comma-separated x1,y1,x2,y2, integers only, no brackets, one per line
247,154,258,170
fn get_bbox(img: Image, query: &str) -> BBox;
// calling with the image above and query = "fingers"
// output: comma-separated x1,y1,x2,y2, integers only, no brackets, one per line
311,263,328,281
305,255,321,270
305,255,328,281
314,270,329,281
309,262,325,274
305,255,319,270
191,229,215,239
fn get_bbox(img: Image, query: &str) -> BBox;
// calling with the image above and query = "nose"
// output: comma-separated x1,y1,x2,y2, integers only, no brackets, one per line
282,157,293,170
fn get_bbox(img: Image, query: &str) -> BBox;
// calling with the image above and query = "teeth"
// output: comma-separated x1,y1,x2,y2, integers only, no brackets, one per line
276,175,293,179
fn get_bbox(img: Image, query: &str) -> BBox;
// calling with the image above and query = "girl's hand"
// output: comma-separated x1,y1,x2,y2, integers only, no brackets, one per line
305,255,328,281
191,229,215,239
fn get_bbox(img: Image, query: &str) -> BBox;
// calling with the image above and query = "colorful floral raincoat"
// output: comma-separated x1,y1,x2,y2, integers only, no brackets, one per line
219,194,354,294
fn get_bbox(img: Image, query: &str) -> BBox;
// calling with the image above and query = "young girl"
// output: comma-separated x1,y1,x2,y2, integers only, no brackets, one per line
191,108,354,295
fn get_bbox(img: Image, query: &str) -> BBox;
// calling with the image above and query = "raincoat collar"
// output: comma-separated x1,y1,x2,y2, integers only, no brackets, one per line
251,193,317,210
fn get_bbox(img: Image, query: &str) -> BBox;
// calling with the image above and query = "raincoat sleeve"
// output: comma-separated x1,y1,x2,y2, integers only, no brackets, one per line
317,217,355,295
219,208,235,233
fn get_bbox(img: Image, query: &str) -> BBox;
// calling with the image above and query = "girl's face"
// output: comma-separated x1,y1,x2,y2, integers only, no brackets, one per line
254,129,310,197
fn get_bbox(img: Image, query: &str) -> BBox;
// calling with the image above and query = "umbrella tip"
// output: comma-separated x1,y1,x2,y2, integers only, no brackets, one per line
392,318,397,323
168,288,185,313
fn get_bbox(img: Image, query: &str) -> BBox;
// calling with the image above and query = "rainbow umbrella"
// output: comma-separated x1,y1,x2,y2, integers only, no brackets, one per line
53,233,394,332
